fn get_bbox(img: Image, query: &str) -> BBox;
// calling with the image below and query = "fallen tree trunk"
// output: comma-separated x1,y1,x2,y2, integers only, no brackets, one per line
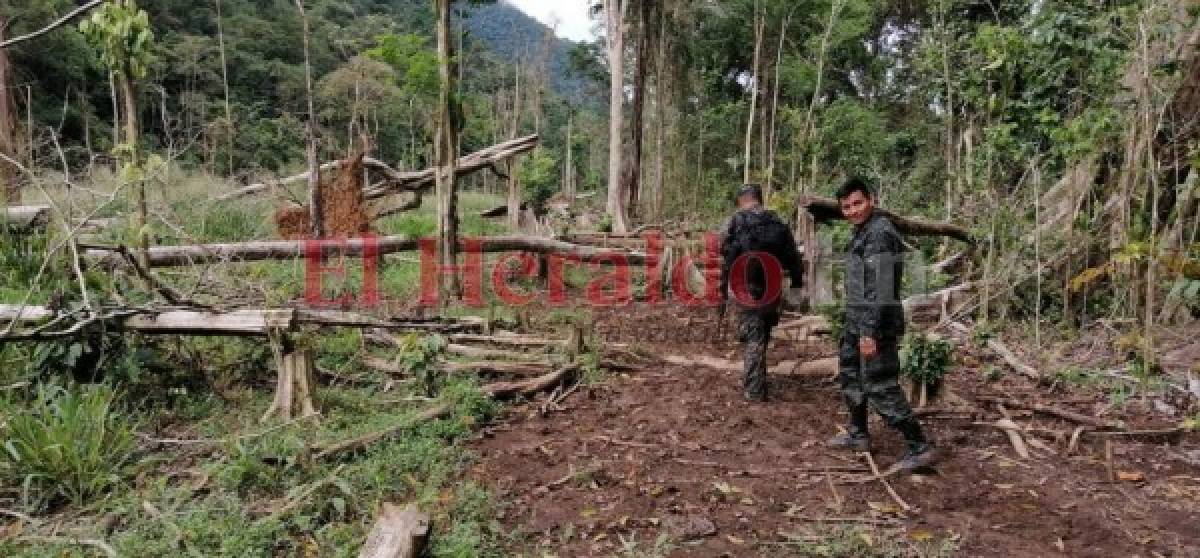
796,196,974,244
904,283,976,325
442,360,551,376
2,307,483,341
84,235,648,268
3,205,51,232
216,135,537,202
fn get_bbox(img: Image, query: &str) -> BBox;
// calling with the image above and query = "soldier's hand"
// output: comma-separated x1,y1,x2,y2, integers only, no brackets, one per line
859,336,879,360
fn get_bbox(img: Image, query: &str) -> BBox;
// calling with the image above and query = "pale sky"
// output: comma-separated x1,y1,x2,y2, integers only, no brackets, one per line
507,0,597,43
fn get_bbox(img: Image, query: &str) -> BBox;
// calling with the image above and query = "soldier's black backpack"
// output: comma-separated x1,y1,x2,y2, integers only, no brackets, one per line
725,209,793,264
723,209,795,301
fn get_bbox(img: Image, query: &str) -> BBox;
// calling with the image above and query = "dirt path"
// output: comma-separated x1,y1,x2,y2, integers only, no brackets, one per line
470,306,1200,557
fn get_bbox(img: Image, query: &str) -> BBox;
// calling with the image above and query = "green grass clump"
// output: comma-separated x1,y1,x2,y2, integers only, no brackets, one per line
0,384,134,511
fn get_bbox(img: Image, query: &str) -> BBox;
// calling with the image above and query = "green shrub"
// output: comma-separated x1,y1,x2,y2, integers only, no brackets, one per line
900,334,954,387
1,384,134,510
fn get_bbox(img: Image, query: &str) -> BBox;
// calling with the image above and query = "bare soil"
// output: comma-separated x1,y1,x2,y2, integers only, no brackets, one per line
470,305,1200,557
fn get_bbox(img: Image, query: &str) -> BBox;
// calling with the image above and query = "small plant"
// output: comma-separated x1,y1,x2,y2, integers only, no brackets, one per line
397,333,447,396
901,334,954,387
1,384,134,510
817,303,846,341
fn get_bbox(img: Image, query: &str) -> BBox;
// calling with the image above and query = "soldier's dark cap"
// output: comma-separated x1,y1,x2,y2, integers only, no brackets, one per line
736,184,763,202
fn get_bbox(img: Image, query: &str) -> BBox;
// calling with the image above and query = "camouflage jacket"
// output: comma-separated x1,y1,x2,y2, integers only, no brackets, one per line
718,206,803,308
844,212,906,339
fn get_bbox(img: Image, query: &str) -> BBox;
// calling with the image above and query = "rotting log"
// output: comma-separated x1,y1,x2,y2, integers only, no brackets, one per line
358,503,430,558
796,196,974,244
83,234,648,268
3,205,51,232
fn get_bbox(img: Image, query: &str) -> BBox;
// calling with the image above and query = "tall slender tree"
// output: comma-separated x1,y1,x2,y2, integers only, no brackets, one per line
604,0,630,232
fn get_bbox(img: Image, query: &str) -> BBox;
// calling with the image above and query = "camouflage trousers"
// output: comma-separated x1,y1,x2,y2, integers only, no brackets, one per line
737,308,778,401
837,333,916,432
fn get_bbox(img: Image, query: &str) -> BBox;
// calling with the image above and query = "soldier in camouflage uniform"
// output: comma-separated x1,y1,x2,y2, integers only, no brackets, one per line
719,184,804,402
826,178,938,472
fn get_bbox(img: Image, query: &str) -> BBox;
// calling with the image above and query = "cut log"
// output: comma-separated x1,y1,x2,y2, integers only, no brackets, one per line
3,205,51,232
123,309,296,336
989,418,1032,459
442,360,551,376
796,196,974,244
481,364,579,399
446,343,543,361
358,503,430,558
294,309,484,333
84,235,647,268
0,304,55,324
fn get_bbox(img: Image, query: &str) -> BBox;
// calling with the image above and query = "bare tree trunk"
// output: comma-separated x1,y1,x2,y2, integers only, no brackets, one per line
295,0,323,238
743,5,764,185
115,71,150,269
604,0,630,233
434,0,461,301
507,61,522,231
764,14,789,201
215,0,234,176
0,18,19,204
564,113,575,198
625,0,652,216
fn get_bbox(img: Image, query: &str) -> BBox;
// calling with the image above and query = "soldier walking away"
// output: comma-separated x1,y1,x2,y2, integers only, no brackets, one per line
719,184,804,402
825,178,938,472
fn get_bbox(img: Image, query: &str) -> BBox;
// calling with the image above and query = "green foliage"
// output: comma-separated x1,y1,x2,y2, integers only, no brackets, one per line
366,33,440,98
518,149,560,207
1,384,134,510
397,333,448,396
900,334,954,386
817,303,846,342
79,0,155,79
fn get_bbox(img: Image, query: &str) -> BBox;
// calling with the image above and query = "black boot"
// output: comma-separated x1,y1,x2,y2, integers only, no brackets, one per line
892,419,938,472
826,403,870,452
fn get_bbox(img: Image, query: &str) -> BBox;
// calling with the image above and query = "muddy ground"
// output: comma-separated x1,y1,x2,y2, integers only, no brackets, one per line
470,305,1200,557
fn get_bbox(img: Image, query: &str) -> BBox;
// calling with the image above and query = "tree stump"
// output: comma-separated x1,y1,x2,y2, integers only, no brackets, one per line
262,348,319,422
358,503,430,558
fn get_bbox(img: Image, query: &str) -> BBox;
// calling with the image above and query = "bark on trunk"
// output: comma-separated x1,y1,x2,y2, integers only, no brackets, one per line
604,0,630,233
0,19,20,204
434,0,460,301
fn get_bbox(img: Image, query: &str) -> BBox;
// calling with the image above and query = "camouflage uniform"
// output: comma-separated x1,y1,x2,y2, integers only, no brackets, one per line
719,206,803,401
839,213,929,451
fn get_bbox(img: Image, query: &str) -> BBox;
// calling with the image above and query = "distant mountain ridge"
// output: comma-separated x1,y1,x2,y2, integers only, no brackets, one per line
462,0,596,104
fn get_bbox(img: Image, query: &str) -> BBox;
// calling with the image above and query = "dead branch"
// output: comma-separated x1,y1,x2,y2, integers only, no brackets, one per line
863,452,914,513
975,395,1123,430
0,1,105,49
313,404,452,460
481,364,579,399
442,360,552,376
948,322,1039,380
